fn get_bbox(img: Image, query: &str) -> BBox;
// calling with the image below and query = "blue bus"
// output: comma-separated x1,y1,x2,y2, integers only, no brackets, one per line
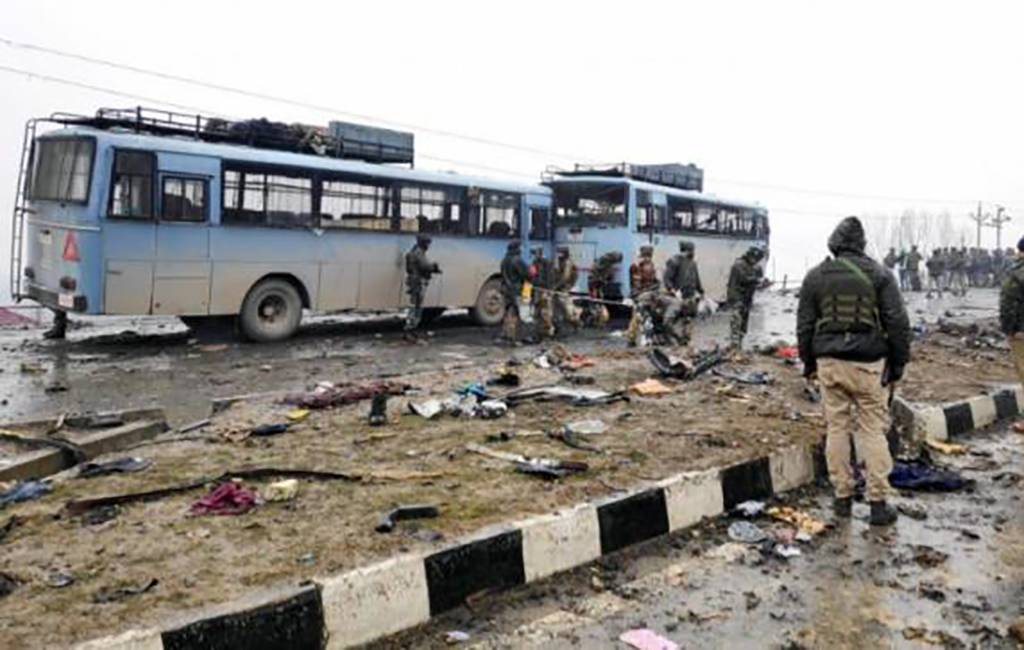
9,109,769,341
547,163,769,301
9,108,554,341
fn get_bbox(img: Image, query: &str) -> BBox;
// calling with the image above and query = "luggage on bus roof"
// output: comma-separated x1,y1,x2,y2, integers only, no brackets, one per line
555,162,704,192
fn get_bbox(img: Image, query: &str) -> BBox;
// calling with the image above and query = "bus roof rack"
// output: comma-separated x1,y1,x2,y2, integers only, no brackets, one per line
550,162,704,192
49,107,415,165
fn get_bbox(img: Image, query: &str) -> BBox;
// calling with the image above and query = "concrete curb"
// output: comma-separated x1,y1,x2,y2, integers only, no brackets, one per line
72,443,822,650
70,387,1021,650
900,384,1023,442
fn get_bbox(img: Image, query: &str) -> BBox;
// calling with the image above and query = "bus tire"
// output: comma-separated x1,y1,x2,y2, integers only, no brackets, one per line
239,279,303,342
470,277,505,327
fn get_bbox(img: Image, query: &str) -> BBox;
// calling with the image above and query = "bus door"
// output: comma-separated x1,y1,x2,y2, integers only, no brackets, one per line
152,153,214,315
103,149,158,315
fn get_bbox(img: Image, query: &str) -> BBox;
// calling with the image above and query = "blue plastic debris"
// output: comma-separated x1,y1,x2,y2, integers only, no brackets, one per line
0,480,52,506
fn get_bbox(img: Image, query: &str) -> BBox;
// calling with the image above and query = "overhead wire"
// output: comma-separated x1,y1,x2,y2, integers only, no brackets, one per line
0,60,1017,217
0,34,1012,209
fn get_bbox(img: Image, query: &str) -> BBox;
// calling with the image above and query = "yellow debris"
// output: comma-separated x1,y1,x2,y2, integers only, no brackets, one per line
924,440,968,455
286,409,311,422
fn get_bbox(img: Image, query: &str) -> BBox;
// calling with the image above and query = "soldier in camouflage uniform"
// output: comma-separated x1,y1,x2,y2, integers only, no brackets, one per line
552,246,581,332
529,247,555,340
404,234,441,341
663,240,704,345
635,289,691,346
627,246,661,346
585,251,623,328
727,247,765,350
499,241,529,345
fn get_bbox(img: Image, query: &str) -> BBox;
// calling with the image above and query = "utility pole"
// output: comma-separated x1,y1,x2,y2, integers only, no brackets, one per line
987,205,1011,250
967,202,988,248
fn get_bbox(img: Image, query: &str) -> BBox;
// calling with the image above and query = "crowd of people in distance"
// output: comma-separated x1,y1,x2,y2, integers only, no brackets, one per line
883,246,1012,297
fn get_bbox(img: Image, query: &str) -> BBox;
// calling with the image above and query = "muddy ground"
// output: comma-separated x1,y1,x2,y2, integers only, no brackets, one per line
385,422,1024,649
0,289,1014,648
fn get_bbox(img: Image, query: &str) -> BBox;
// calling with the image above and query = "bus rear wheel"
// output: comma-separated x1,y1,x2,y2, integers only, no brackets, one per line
239,279,303,342
470,277,505,327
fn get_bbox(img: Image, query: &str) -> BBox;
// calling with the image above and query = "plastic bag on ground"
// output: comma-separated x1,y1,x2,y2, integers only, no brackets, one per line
619,628,680,650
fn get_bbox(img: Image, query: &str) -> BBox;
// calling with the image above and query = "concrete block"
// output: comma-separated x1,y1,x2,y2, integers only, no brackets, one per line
73,629,164,650
320,554,430,649
660,469,724,531
769,444,816,493
520,504,601,582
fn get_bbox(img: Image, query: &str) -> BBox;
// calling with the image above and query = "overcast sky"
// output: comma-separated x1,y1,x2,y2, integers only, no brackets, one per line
2,0,1023,302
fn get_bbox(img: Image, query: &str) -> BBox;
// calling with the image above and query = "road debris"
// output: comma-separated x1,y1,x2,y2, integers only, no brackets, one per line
444,630,471,644
286,409,310,422
712,368,773,385
911,545,949,568
0,480,52,506
648,347,723,380
409,399,443,419
190,483,258,516
924,439,968,455
375,504,440,533
505,385,628,407
774,544,802,559
93,578,158,603
631,379,672,396
514,458,589,479
284,381,408,410
0,572,18,598
46,571,75,588
77,457,152,478
618,628,680,650
734,500,766,517
704,542,751,563
0,515,22,542
767,506,826,536
728,521,769,544
263,479,299,503
368,393,389,426
889,460,973,492
564,420,607,436
250,423,290,437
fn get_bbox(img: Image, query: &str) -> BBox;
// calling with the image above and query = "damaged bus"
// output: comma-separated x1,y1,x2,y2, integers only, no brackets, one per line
8,108,553,341
546,163,769,302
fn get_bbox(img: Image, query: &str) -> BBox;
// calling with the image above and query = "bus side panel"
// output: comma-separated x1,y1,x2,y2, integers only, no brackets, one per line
208,228,320,315
651,233,750,301
317,230,398,312
103,222,156,315
553,226,631,297
428,236,504,308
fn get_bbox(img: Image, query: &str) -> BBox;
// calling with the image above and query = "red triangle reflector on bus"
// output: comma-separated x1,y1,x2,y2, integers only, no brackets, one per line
62,233,80,262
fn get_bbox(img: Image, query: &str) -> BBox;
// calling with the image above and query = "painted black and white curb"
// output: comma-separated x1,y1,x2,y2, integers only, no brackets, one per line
899,384,1023,443
73,385,1024,650
74,443,822,650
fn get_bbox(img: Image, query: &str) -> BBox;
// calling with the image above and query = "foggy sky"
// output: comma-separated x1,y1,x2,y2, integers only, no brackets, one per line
2,0,1023,302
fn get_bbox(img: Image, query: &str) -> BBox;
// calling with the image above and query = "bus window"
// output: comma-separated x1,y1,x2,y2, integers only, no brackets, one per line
529,207,550,240
109,150,155,219
553,184,626,226
695,204,718,232
162,177,207,222
667,195,695,232
400,185,446,234
636,190,664,232
480,192,519,238
29,137,94,204
223,165,314,228
321,178,392,231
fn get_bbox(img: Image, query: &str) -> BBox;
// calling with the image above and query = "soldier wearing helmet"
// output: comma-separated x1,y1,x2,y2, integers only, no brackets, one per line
404,233,441,341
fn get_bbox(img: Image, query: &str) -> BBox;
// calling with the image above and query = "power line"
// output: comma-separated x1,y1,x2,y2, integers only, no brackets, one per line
0,35,591,163
0,35,1013,209
0,64,537,181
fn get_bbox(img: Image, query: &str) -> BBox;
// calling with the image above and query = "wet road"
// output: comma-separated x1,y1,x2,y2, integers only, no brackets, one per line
0,289,1000,427
381,423,1024,649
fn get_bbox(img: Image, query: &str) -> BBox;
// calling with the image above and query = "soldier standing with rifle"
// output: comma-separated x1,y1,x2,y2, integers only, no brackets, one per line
585,251,623,328
663,240,704,345
498,241,529,345
904,245,923,292
529,247,555,340
726,247,765,352
627,246,661,346
552,246,581,333
404,234,441,342
797,217,911,526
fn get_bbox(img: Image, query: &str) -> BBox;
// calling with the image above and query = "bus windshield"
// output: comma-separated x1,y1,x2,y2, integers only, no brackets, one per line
553,183,626,226
29,137,95,204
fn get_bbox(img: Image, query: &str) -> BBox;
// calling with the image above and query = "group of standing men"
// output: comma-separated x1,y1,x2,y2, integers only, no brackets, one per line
404,233,767,350
884,246,1012,298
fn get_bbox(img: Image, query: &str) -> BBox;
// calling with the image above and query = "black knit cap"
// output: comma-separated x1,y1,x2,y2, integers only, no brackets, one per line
1017,234,1024,253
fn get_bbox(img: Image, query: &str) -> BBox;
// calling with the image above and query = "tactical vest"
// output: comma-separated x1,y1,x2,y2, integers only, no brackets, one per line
815,257,881,334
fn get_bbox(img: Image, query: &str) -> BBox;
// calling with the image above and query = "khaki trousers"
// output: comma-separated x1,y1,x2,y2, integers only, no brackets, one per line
818,357,892,501
1010,337,1024,387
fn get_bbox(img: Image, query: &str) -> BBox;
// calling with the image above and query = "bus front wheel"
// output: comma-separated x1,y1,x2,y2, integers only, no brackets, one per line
239,279,303,342
470,277,505,327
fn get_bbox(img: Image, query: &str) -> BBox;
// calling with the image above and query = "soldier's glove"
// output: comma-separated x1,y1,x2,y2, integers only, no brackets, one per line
881,364,904,387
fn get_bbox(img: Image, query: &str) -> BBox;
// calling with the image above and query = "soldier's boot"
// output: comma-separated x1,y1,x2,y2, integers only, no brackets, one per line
869,500,898,526
43,311,67,340
368,394,388,427
834,496,853,518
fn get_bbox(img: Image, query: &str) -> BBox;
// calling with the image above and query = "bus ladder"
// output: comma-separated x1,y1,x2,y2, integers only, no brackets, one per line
9,118,37,302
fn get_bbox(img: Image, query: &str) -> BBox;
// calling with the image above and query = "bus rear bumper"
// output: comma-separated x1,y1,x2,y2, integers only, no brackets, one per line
26,282,89,313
